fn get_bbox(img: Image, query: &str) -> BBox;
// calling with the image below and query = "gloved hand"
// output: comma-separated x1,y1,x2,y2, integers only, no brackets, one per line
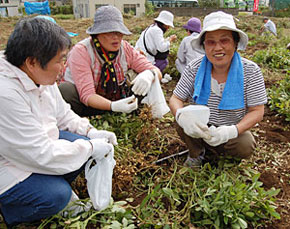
204,125,238,147
87,128,118,145
111,95,138,113
89,138,114,161
131,70,154,96
176,111,211,140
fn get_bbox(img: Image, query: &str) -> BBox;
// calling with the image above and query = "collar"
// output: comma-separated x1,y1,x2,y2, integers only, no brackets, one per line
0,57,41,92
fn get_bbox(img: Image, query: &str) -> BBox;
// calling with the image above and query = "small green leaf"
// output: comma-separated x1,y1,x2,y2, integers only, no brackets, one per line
162,187,174,197
245,212,255,218
238,217,247,228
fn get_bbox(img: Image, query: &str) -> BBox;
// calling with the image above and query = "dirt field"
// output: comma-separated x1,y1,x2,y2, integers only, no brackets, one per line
0,14,289,228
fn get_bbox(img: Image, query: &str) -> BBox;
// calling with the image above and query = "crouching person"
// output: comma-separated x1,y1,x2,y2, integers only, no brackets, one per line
59,5,162,117
169,11,267,167
0,17,117,227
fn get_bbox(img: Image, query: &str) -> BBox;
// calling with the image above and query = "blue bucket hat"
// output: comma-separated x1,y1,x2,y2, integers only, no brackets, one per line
86,5,131,35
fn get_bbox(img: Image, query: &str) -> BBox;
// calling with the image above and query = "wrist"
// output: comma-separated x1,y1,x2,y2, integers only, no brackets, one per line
175,108,181,122
86,125,94,136
110,101,113,111
144,69,154,82
149,69,156,80
228,125,238,139
111,100,118,112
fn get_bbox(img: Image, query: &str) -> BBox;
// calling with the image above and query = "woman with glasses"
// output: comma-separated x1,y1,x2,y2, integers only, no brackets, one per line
169,11,267,167
59,5,162,117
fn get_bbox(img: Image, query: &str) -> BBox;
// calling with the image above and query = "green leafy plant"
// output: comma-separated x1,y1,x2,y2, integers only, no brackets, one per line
145,0,155,17
252,47,290,69
198,0,220,8
267,71,290,121
133,159,280,228
90,112,143,143
39,199,136,229
53,14,75,20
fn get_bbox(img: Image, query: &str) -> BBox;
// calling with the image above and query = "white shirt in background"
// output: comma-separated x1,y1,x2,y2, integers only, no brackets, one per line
264,19,277,36
135,24,170,64
175,32,204,74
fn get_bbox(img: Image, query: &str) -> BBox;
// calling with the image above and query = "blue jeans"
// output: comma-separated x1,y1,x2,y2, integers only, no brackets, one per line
0,131,89,227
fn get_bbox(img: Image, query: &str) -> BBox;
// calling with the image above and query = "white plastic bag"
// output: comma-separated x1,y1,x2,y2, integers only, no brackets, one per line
85,150,116,211
142,73,170,118
176,105,210,125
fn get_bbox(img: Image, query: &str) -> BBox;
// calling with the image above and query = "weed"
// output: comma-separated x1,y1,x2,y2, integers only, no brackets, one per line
267,71,290,121
133,159,280,228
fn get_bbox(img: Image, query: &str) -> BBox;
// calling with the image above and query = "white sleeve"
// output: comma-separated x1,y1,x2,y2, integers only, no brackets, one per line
148,27,170,53
177,38,186,63
53,84,90,136
0,89,92,175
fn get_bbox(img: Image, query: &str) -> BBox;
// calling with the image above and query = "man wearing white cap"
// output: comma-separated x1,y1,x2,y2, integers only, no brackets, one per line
261,17,277,36
169,11,267,167
135,10,177,72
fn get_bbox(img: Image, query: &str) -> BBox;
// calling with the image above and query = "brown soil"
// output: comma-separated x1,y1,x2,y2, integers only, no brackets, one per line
0,15,289,228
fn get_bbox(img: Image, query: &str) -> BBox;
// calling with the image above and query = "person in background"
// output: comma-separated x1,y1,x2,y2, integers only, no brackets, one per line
0,17,117,227
169,11,267,167
261,17,277,36
135,10,177,73
59,5,161,117
175,17,204,74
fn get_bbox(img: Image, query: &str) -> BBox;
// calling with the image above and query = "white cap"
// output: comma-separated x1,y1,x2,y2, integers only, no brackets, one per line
191,11,248,53
155,10,174,28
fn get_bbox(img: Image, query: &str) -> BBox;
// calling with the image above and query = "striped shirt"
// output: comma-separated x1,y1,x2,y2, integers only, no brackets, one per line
173,57,267,126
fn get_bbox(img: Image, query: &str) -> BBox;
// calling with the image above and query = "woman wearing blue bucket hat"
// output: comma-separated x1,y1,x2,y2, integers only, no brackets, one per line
175,17,204,74
59,5,162,117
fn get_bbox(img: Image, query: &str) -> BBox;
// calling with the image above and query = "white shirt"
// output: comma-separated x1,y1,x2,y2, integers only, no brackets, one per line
135,24,170,64
0,57,92,195
175,32,204,74
264,19,277,36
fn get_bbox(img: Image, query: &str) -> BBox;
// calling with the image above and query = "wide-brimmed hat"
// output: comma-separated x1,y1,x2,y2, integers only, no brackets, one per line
191,11,248,53
183,17,201,33
86,5,131,35
155,10,174,27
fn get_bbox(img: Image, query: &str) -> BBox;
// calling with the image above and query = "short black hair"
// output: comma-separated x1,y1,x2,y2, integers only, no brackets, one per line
155,20,168,33
5,17,71,68
200,31,240,48
187,29,194,34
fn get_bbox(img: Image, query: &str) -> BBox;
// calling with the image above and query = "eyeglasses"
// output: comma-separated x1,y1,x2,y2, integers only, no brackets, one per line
203,37,233,47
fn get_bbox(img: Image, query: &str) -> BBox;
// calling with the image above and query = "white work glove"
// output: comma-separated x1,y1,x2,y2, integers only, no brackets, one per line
176,110,211,140
87,128,118,145
111,95,138,113
89,138,114,161
131,70,154,96
204,125,238,147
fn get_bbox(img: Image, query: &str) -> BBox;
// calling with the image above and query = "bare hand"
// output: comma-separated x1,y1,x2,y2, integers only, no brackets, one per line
169,35,177,43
